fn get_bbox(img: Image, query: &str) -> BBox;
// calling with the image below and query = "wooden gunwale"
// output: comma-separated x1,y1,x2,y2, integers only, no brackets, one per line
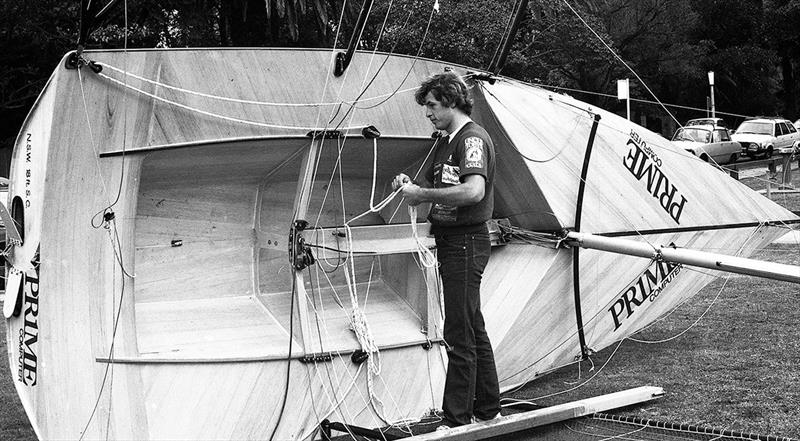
79,45,485,76
96,337,443,364
99,135,436,157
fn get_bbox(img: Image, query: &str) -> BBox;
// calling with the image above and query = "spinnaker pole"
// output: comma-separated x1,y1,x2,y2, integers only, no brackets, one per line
565,231,800,284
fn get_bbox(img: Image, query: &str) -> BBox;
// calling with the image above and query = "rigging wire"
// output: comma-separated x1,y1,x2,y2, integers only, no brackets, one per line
93,73,371,132
76,3,137,434
77,218,132,440
559,0,681,128
354,2,439,111
268,272,297,441
479,82,661,250
628,224,764,344
498,255,657,386
530,81,754,121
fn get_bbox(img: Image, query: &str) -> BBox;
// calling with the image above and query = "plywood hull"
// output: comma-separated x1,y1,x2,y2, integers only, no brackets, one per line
5,48,798,439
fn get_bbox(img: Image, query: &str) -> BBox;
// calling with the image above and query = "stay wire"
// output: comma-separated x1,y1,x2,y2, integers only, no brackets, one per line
628,224,764,344
268,271,297,441
529,81,755,121
480,82,659,250
499,256,656,385
354,1,438,111
78,4,134,436
77,218,132,440
559,0,681,128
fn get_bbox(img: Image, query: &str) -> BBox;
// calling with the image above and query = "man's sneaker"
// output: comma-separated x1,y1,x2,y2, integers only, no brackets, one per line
472,412,502,423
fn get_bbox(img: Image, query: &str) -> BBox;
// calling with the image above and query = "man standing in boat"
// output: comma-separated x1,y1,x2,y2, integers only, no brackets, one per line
392,72,501,428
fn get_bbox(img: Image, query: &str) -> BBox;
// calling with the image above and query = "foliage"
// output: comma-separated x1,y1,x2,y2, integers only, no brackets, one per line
362,0,515,71
1,0,800,162
0,0,79,150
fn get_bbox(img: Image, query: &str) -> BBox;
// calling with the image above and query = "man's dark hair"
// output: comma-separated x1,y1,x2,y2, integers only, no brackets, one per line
415,72,473,115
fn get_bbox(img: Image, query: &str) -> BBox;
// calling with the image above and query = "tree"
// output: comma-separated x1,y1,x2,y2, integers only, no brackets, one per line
764,0,800,119
0,0,80,171
502,0,701,133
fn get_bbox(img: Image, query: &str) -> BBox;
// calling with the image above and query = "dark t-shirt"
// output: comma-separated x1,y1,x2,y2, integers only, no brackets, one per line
426,121,495,234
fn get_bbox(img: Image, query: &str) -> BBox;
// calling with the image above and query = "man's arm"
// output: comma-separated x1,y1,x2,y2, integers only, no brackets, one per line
401,174,485,207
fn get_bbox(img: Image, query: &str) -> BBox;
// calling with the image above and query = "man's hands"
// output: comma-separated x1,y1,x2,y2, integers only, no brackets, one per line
391,173,411,191
392,173,425,206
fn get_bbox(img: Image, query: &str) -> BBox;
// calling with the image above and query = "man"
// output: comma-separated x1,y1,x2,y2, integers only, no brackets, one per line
392,72,500,427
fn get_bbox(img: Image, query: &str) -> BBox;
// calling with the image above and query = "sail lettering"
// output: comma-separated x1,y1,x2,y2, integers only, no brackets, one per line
17,274,40,386
623,132,688,224
608,260,682,331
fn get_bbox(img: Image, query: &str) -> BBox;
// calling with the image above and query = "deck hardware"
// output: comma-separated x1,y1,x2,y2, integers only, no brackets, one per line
350,349,369,365
299,353,334,363
65,51,102,73
306,130,341,139
362,125,381,139
289,219,315,270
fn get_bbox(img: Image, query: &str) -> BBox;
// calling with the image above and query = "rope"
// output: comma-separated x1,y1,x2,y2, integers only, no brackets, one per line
94,72,370,132
529,81,756,120
480,82,660,251
409,206,438,268
628,223,765,344
559,0,682,128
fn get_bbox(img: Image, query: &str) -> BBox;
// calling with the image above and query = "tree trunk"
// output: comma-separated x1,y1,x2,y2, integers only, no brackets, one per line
228,0,269,46
781,49,797,118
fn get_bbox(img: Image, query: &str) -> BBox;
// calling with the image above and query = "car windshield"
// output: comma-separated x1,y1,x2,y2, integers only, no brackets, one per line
735,121,772,135
673,127,711,143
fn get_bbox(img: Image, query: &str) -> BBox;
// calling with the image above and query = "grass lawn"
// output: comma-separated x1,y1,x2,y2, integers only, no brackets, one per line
1,167,798,440
508,243,800,439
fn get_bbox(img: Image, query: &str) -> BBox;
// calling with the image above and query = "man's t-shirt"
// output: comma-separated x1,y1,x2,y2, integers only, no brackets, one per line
426,121,495,234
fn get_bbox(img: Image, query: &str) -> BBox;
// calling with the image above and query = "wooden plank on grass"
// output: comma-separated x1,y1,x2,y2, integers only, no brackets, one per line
406,386,664,441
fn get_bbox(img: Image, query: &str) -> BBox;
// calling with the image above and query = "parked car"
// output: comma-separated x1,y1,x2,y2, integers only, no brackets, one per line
672,124,740,164
731,117,800,158
686,117,727,128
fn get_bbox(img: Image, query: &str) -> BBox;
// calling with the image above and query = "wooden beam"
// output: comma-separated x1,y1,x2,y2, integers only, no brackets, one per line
293,138,321,355
406,386,664,441
302,223,435,257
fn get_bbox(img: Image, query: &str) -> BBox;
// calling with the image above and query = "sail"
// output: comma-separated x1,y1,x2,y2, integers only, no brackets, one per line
473,78,797,388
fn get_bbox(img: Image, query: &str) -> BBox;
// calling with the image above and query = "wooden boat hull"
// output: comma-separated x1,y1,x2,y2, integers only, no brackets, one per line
4,48,797,439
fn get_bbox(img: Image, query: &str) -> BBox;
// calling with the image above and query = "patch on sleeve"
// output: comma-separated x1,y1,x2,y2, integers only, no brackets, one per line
464,137,485,169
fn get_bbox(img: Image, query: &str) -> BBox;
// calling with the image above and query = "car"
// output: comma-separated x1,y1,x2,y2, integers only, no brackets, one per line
731,117,800,158
686,117,727,128
672,124,740,164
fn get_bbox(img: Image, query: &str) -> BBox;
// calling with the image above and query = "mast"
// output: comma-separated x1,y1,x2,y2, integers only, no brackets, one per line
565,231,800,284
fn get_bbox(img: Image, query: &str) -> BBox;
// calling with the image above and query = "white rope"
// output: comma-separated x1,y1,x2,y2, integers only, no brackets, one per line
409,205,437,268
95,72,369,131
98,61,421,109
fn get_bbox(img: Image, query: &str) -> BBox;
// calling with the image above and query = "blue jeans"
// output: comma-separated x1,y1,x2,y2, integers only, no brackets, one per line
436,228,501,426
